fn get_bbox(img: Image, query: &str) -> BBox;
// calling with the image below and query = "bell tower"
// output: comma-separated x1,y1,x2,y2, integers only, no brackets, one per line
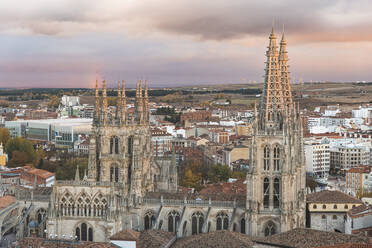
245,28,306,237
88,80,153,198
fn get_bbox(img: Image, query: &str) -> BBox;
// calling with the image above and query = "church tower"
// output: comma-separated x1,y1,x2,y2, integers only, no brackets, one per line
245,29,306,237
88,80,153,199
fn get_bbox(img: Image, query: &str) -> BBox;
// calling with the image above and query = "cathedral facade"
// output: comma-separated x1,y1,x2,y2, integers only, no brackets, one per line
43,29,306,242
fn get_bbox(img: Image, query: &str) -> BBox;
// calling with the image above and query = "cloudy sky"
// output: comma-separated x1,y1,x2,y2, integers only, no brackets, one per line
0,0,371,88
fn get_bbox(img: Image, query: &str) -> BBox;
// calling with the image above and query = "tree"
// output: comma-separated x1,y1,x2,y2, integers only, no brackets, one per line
107,97,118,107
208,164,232,183
180,169,203,191
56,157,88,180
232,171,246,179
48,95,60,109
0,128,10,146
306,176,319,192
6,137,35,162
33,148,46,168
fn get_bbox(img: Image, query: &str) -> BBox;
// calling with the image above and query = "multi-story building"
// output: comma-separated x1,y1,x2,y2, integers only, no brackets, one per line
345,166,372,196
152,127,173,157
20,166,55,187
304,139,330,179
223,145,249,168
4,118,92,150
307,190,363,233
345,205,372,236
180,110,212,126
330,144,370,172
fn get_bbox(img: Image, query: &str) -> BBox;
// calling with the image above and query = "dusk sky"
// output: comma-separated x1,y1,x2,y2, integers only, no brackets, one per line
1,0,372,88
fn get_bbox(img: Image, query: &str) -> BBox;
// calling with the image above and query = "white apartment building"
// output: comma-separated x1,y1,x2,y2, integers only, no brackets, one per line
330,143,370,171
352,106,372,119
304,138,331,179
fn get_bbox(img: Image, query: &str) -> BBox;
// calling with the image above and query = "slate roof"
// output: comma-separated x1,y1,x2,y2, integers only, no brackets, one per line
255,228,371,248
307,190,363,204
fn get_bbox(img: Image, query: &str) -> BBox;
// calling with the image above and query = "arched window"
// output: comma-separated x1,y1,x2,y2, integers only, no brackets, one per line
273,178,280,209
75,223,93,241
313,205,317,209
216,212,229,230
264,146,270,171
115,167,119,182
333,205,338,209
75,227,80,240
168,210,180,233
110,137,114,154
322,215,326,219
110,136,119,154
110,164,119,183
273,145,280,171
263,178,270,208
192,212,204,235
114,137,119,154
332,215,337,220
37,208,46,224
81,223,87,241
144,211,155,230
264,221,276,236
323,205,326,209
240,218,246,234
344,205,348,209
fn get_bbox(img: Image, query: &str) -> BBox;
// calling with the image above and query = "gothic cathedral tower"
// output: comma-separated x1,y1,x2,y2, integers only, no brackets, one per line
246,29,306,237
87,80,153,199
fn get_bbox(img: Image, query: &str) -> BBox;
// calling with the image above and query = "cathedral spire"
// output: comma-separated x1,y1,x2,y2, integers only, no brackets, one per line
259,28,284,125
117,81,122,120
279,33,294,113
144,80,149,123
95,80,100,123
121,80,126,124
102,80,108,125
137,80,144,123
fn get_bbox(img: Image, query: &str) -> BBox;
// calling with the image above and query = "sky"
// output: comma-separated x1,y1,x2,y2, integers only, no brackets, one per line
0,0,372,88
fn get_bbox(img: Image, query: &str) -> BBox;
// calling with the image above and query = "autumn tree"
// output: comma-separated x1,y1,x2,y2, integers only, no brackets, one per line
48,95,60,109
207,164,232,183
33,148,46,168
6,137,35,162
107,97,118,106
180,168,203,191
0,128,11,146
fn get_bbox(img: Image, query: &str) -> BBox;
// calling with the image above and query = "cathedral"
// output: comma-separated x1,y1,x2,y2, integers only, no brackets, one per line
40,28,305,242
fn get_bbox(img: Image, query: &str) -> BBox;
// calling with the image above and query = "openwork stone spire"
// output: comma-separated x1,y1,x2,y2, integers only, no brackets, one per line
260,28,284,122
278,34,294,113
102,80,108,125
121,80,126,123
95,80,100,122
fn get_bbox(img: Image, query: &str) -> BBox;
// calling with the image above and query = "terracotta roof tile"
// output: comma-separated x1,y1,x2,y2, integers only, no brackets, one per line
110,229,140,241
307,190,363,204
0,195,15,210
172,230,255,248
255,228,370,248
138,229,174,248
